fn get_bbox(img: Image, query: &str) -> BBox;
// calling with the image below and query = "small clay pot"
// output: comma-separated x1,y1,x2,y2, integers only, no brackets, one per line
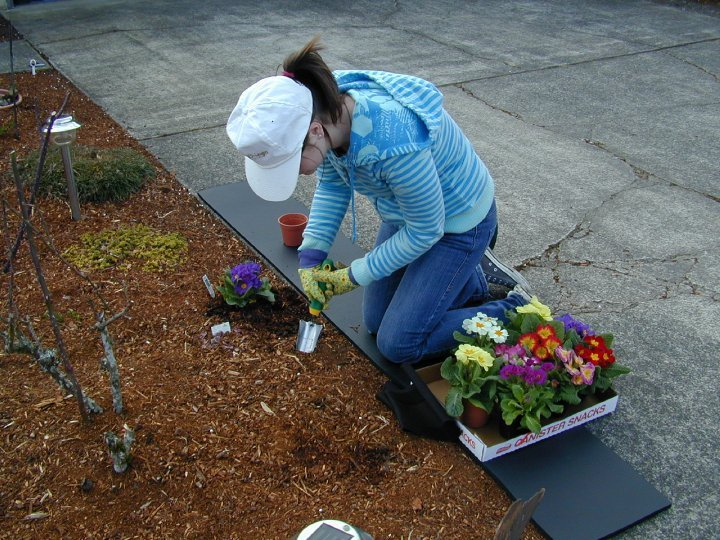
461,400,491,429
278,213,308,247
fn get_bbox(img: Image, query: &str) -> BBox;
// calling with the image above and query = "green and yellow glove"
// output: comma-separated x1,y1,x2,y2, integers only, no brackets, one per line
311,266,358,299
299,265,332,311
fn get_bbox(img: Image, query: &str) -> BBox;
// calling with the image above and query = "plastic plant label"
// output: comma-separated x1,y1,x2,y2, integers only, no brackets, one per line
211,321,231,336
202,274,216,298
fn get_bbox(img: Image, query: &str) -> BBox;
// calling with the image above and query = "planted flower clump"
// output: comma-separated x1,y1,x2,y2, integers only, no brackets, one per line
202,261,292,335
217,261,276,308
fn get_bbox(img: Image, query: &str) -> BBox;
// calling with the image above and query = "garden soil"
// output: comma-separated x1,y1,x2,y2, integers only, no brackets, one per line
0,17,542,540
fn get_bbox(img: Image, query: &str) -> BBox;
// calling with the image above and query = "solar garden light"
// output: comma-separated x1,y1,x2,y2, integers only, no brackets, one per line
42,114,82,220
293,520,373,540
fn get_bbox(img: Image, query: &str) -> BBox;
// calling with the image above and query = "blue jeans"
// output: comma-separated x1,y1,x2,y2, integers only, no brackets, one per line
363,202,527,364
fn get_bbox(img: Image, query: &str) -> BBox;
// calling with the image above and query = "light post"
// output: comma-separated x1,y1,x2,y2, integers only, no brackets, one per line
42,114,82,220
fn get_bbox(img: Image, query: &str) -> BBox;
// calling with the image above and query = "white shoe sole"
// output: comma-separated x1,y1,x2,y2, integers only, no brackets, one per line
483,248,531,291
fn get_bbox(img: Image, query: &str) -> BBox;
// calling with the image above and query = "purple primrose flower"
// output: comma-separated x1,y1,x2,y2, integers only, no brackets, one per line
495,343,525,362
500,365,523,379
524,367,548,386
230,262,263,295
555,313,594,337
541,362,555,372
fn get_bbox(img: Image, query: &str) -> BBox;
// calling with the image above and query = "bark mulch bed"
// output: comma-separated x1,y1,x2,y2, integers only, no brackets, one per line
0,16,543,540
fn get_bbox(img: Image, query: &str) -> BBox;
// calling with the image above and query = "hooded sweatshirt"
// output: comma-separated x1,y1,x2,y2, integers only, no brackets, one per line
299,70,494,286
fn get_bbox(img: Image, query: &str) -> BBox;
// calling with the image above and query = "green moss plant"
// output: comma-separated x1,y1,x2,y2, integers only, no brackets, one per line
63,224,188,272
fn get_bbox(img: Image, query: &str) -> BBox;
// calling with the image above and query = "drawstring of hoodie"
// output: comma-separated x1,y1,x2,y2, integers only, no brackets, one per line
320,114,359,244
349,163,358,243
341,100,358,243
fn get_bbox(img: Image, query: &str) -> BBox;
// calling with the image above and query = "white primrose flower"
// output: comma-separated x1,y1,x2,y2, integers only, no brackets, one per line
462,318,476,334
463,316,494,336
474,312,498,324
489,326,508,344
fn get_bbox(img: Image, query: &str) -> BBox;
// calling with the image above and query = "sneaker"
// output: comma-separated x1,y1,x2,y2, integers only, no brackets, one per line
510,283,533,304
480,248,531,290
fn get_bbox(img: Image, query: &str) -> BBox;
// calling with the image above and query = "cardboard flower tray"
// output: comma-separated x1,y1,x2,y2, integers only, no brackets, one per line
416,363,618,462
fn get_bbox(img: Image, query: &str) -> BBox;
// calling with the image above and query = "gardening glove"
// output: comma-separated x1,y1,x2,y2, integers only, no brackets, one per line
299,267,332,311
311,265,358,300
299,258,338,315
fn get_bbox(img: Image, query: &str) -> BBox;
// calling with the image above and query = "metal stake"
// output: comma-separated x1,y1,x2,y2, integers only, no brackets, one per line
59,145,81,220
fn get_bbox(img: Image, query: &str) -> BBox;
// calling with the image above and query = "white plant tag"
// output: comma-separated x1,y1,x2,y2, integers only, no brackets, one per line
202,274,216,298
211,321,231,336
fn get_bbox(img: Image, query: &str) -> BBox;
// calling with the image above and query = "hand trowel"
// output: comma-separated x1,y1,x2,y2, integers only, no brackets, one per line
296,260,334,353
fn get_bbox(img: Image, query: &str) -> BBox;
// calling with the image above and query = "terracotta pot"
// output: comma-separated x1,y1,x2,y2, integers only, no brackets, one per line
278,213,308,247
0,89,22,109
461,400,491,429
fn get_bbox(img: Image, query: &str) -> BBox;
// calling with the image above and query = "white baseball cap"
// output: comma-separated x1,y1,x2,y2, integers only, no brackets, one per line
226,76,313,201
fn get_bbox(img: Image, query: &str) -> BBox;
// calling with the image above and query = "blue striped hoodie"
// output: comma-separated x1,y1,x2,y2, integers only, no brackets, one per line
299,70,494,286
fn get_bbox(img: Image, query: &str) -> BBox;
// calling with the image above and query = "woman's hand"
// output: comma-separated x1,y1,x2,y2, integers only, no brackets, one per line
298,266,332,309
311,266,358,298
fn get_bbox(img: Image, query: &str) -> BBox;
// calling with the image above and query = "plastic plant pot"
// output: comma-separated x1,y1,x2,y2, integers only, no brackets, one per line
0,89,22,109
461,400,491,429
278,213,308,247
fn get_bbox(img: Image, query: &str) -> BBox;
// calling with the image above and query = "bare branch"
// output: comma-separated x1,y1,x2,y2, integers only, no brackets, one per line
11,151,89,422
96,310,125,414
1,199,19,353
94,302,130,330
3,92,71,273
23,319,103,414
105,425,135,473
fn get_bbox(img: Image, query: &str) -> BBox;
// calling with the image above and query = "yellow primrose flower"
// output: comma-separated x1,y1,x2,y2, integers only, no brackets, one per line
516,296,553,321
455,344,494,370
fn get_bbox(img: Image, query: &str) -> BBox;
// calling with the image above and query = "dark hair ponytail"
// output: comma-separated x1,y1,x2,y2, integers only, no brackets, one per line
283,36,343,124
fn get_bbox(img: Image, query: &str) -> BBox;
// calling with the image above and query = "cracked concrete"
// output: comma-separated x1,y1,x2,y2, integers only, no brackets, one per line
2,0,719,538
